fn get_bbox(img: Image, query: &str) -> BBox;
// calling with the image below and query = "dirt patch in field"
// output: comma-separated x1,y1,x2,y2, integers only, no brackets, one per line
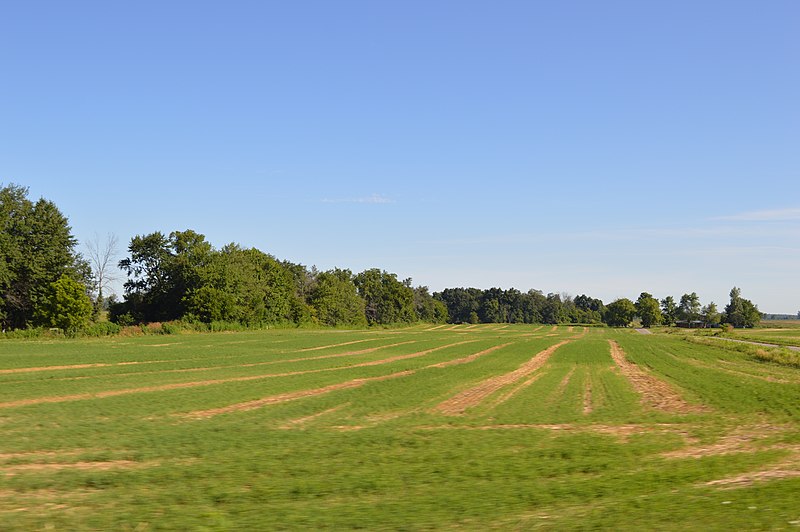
705,464,800,489
583,377,593,415
2,460,147,476
434,340,570,415
184,371,415,420
0,341,474,410
608,340,705,414
300,338,385,352
556,367,575,395
429,343,511,368
663,424,792,459
421,423,688,442
346,340,478,368
278,404,349,429
0,449,94,461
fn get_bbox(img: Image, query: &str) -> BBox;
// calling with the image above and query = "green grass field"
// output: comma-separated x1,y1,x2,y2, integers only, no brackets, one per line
2,325,800,530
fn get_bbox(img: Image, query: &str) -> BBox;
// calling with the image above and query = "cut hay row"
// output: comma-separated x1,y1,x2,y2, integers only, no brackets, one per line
607,340,704,414
434,340,571,415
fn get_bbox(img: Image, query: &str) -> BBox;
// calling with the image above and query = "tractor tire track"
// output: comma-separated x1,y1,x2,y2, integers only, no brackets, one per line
434,340,570,415
608,340,705,413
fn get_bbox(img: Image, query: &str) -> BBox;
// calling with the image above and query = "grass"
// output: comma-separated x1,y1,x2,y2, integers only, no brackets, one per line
1,324,800,529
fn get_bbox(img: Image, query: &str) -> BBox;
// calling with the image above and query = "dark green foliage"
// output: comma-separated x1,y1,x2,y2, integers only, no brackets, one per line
435,288,606,325
724,286,761,328
412,286,448,323
353,269,416,325
0,184,89,330
434,288,482,323
309,269,367,327
660,295,678,326
603,298,636,327
678,292,701,322
635,292,662,328
33,275,93,333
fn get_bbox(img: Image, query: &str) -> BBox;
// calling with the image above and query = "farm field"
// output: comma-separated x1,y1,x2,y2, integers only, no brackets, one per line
1,325,800,530
721,321,800,348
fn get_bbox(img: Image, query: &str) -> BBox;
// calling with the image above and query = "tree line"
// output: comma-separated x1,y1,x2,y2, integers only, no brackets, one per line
0,184,761,333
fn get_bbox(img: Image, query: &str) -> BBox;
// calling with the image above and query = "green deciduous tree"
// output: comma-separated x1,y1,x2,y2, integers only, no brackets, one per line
678,292,701,322
354,269,416,325
0,184,89,330
309,269,367,327
635,292,662,328
724,287,760,328
413,285,448,324
34,274,93,333
660,296,678,326
604,298,636,327
701,302,721,328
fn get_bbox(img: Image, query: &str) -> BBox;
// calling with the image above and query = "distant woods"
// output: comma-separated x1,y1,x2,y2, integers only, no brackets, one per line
1,183,762,332
110,229,446,328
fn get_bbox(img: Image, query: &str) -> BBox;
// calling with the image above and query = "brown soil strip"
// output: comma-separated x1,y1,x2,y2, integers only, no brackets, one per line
0,364,113,375
608,340,705,413
184,371,414,420
0,359,179,375
3,460,145,476
705,464,800,489
300,338,384,352
421,423,687,441
278,404,349,429
556,367,576,395
520,326,544,337
242,341,418,368
663,424,791,459
40,341,420,384
434,340,570,415
567,326,574,333
583,376,593,415
0,340,473,410
0,450,93,461
429,344,511,368
492,371,549,407
550,326,558,332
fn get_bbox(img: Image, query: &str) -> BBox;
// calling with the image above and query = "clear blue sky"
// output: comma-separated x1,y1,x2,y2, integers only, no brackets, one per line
2,1,798,313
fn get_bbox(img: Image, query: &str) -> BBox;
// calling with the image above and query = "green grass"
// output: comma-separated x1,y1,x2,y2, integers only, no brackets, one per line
1,325,800,530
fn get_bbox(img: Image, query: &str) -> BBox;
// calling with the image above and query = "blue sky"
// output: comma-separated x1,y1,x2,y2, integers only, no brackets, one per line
2,1,798,313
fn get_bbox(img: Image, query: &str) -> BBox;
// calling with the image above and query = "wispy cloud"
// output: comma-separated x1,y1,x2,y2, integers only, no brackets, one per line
712,207,800,222
322,193,394,204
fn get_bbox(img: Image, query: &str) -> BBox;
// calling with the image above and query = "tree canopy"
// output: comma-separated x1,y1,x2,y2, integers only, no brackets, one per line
0,184,89,330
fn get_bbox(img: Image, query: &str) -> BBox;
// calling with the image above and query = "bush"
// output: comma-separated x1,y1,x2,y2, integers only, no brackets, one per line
83,322,122,337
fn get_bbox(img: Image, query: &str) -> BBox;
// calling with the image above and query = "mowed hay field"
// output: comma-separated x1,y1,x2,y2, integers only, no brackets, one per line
2,326,800,530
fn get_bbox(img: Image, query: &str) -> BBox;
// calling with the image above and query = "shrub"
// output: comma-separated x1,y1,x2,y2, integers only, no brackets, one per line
83,322,122,337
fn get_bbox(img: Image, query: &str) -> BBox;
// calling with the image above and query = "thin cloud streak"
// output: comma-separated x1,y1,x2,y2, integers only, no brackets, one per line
713,207,800,222
321,193,394,204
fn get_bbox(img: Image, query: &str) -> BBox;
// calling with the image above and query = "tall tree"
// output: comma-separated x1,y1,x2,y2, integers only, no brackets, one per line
701,302,721,328
678,292,701,322
660,296,678,326
724,287,760,328
604,298,636,327
34,274,93,333
309,269,367,327
0,184,88,330
636,292,662,328
354,269,416,325
85,232,120,315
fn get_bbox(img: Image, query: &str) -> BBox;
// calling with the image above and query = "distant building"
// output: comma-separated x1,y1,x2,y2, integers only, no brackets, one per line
675,320,706,328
